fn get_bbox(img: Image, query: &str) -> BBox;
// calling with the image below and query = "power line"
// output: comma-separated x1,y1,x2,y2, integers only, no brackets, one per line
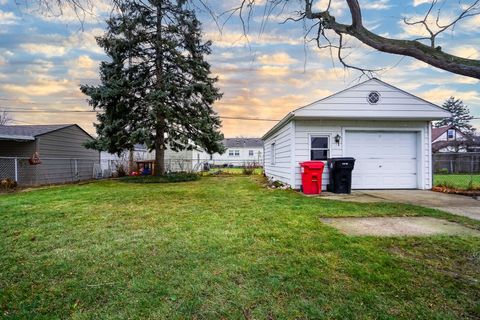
1,109,281,121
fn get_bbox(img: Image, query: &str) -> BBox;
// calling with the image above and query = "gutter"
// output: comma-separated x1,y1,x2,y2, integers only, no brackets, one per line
261,112,295,140
0,134,35,141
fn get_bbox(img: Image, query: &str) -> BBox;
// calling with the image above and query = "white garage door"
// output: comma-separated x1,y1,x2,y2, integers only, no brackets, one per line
345,131,418,189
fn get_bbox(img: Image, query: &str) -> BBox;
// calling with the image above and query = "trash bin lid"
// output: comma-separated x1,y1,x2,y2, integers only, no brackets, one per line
328,157,355,162
300,161,325,169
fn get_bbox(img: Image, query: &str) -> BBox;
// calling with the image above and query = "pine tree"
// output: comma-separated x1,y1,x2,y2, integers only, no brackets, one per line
435,97,476,134
81,0,224,175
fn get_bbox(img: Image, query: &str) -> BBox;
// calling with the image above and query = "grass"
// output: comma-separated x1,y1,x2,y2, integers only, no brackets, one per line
1,176,479,319
434,174,480,190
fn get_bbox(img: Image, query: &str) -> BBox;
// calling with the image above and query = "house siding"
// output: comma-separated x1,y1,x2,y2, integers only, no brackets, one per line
264,121,293,186
37,125,98,160
294,79,449,120
27,125,99,185
292,120,431,190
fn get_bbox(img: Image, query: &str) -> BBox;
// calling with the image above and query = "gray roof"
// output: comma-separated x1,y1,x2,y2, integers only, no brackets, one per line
223,138,263,148
0,124,90,141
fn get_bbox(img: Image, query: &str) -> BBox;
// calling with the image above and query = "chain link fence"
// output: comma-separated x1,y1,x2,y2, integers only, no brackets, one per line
1,156,264,188
433,152,480,190
0,157,101,187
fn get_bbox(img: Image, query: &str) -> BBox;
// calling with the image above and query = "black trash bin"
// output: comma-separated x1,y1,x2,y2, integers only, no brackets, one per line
327,157,355,194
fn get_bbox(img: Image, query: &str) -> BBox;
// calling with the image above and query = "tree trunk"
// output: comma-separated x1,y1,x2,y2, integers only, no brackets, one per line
154,0,165,176
155,116,166,175
128,149,134,174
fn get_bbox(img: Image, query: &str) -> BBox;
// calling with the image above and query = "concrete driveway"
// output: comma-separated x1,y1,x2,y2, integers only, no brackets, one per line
320,190,480,221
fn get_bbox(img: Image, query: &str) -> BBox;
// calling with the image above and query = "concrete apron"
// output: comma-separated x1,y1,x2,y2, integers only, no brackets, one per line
318,190,480,221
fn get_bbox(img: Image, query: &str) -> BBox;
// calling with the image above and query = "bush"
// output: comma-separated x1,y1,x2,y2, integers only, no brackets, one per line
0,178,17,191
242,166,255,175
116,163,127,177
437,168,449,175
119,172,199,184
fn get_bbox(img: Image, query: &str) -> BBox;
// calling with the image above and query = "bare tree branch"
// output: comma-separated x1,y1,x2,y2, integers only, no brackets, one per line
0,110,11,126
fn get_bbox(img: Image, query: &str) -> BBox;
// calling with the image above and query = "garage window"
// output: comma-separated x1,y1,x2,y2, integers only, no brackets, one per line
271,143,276,165
310,136,329,160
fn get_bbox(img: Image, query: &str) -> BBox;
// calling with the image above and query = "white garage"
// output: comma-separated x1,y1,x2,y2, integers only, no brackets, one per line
261,78,451,190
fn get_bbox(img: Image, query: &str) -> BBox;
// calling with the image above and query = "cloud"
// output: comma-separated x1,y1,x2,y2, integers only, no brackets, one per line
413,0,431,6
2,78,71,96
419,88,480,105
257,52,298,65
313,0,347,16
257,65,291,77
20,43,67,57
363,0,392,10
449,46,479,59
67,55,99,79
0,10,19,25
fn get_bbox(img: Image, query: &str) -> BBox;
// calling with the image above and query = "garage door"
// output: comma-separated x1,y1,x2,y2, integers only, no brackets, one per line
345,131,418,189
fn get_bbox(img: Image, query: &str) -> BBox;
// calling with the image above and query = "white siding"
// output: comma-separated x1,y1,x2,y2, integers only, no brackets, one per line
294,79,450,120
264,121,293,186
208,147,263,165
293,120,432,190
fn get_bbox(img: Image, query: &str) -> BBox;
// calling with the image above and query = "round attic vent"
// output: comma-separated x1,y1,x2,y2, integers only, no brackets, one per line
367,91,381,104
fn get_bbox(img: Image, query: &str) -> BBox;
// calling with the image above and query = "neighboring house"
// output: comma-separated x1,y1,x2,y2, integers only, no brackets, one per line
0,124,99,185
102,144,209,174
164,146,210,172
262,78,451,190
431,125,467,152
208,138,263,166
100,144,154,173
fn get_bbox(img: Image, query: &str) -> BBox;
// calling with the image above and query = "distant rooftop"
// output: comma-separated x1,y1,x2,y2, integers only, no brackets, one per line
223,138,263,148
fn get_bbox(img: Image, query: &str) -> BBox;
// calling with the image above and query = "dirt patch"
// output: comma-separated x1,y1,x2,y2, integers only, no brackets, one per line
320,217,480,237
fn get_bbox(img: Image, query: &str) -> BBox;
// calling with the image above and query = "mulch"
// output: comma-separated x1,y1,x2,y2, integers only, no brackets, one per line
432,186,480,197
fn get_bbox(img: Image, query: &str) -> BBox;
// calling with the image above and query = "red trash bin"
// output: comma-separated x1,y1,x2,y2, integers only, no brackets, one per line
300,161,325,194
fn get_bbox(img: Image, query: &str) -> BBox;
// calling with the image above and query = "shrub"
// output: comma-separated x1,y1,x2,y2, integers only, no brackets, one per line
119,172,199,184
437,168,449,175
116,163,127,177
0,178,17,191
242,166,255,175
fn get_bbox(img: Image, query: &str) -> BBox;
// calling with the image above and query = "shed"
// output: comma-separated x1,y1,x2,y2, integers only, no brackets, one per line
0,124,99,185
261,78,451,190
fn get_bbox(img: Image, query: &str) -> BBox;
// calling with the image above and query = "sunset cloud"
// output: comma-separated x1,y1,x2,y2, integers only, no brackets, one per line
257,52,298,65
2,78,71,96
20,43,67,57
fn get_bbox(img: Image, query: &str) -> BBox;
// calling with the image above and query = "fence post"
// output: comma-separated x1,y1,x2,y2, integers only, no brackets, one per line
14,157,18,182
470,156,474,189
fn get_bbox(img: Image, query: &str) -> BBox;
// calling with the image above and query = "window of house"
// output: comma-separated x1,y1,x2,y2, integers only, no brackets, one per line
310,136,329,160
229,149,240,157
271,143,276,165
249,150,254,156
447,129,455,140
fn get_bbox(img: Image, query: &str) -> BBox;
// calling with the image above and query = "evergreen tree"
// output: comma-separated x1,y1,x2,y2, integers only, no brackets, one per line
435,97,476,134
81,0,224,175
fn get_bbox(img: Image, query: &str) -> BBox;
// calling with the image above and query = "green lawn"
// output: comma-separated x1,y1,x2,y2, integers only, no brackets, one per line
434,174,480,190
1,176,479,319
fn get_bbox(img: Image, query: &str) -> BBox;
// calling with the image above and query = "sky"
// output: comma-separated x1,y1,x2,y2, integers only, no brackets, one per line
0,0,479,138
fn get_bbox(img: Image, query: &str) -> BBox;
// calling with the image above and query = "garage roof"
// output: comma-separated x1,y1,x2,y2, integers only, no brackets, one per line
262,78,452,140
0,124,92,141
